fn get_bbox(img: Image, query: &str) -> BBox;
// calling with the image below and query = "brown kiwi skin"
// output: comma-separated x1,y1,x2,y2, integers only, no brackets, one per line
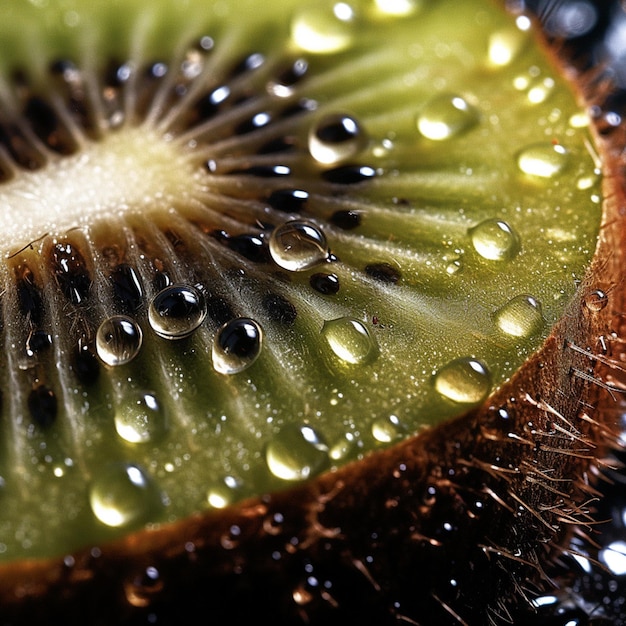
0,12,622,626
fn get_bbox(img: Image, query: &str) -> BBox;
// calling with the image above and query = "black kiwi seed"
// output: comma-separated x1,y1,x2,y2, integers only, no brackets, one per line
0,1,618,625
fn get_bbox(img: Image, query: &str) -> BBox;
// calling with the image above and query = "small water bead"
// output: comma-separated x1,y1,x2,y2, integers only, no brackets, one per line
371,414,404,443
494,294,544,337
291,1,358,54
269,220,329,271
89,462,164,528
124,565,164,608
114,391,169,444
148,284,207,340
206,476,243,509
329,432,357,461
516,142,569,178
322,317,378,365
417,94,479,141
96,315,143,366
470,218,519,261
265,424,330,481
308,113,367,165
434,357,491,404
584,289,608,312
212,318,263,374
267,58,308,98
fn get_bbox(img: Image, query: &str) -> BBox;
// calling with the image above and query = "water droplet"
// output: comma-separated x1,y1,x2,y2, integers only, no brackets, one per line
321,317,378,364
96,315,143,366
373,0,421,17
417,94,479,141
265,424,330,481
372,414,404,443
115,391,169,444
89,462,163,528
207,476,243,509
516,142,569,178
148,284,207,340
434,357,491,404
469,218,519,261
329,432,357,461
291,2,357,54
269,220,329,271
212,317,263,374
267,58,309,98
487,27,526,67
584,289,608,312
124,565,164,608
446,259,463,275
494,294,544,337
308,113,367,165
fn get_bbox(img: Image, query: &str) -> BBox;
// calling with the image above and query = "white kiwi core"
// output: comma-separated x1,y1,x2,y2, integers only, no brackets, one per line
0,129,197,254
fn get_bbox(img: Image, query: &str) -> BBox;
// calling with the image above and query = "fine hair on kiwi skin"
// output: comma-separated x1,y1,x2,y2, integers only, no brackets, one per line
0,0,622,624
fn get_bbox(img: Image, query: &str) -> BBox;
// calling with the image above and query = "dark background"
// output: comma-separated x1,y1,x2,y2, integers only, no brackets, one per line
512,1,626,624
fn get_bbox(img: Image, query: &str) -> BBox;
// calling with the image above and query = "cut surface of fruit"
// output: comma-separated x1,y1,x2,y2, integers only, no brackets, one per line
0,0,603,563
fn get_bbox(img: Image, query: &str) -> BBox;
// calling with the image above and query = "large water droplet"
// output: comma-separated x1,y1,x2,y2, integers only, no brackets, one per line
516,142,569,178
291,2,357,54
269,220,329,271
470,218,520,261
494,294,543,337
265,424,330,481
212,317,263,374
89,462,163,528
417,94,479,141
148,284,207,339
115,391,169,444
434,357,491,404
308,113,367,165
96,315,143,366
321,317,378,364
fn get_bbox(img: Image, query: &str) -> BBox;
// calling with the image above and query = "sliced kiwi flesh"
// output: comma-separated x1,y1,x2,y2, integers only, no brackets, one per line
0,0,617,622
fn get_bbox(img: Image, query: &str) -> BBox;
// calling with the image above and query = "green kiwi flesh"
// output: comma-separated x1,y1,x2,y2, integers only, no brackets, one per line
0,0,615,622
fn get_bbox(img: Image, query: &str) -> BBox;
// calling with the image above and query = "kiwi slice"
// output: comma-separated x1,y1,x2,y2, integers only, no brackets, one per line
0,0,617,623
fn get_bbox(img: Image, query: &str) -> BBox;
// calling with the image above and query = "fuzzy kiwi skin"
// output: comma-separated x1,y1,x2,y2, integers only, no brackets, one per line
0,7,620,626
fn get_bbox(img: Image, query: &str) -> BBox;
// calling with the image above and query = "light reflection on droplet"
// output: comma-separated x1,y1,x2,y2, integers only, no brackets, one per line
516,142,569,178
96,315,143,366
494,294,543,337
265,424,330,481
89,462,163,528
291,2,357,54
308,113,367,165
322,317,378,364
417,94,479,141
212,317,263,374
470,218,520,261
434,357,491,404
269,220,329,271
114,391,168,444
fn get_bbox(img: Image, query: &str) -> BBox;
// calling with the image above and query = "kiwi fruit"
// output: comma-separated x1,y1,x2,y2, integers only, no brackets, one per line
0,0,621,623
